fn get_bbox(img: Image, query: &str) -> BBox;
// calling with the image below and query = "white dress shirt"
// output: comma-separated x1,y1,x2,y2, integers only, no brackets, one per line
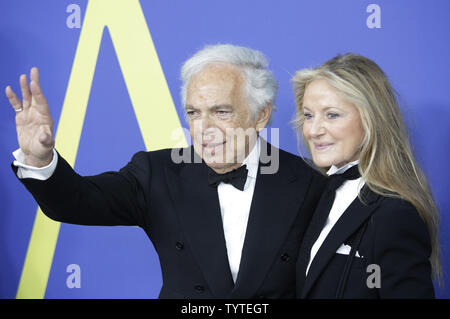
306,160,365,276
12,138,261,283
217,138,260,283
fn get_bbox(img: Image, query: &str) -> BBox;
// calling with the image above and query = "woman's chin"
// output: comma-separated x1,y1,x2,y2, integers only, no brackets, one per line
311,157,335,169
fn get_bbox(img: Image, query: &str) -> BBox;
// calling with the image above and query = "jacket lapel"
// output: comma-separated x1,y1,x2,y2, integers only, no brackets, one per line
300,187,380,298
231,142,313,298
164,147,234,297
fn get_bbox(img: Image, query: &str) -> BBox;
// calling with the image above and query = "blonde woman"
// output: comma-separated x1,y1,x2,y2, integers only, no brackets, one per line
292,53,440,298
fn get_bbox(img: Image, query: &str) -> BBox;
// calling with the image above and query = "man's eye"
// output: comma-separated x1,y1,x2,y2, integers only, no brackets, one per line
216,110,231,117
186,110,198,117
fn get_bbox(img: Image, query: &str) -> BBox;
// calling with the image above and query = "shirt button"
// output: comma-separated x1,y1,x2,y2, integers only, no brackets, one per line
281,252,290,262
194,285,205,293
175,241,184,250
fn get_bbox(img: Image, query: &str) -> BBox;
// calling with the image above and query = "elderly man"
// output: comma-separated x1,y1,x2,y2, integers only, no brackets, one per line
6,44,324,298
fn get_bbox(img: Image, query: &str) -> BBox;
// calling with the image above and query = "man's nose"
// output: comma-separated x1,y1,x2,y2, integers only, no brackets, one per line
192,116,218,140
193,115,215,132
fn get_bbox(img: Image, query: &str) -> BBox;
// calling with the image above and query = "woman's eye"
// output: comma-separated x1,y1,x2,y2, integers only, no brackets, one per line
327,112,340,119
303,113,312,120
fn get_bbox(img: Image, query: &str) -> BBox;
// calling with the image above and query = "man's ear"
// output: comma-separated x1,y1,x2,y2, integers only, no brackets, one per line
255,103,272,132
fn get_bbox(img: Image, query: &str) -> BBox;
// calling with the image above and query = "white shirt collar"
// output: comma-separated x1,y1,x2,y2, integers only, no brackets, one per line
242,137,260,179
326,160,359,176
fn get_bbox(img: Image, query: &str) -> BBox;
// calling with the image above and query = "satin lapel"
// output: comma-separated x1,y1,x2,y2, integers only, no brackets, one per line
231,145,312,298
301,188,380,298
164,148,234,297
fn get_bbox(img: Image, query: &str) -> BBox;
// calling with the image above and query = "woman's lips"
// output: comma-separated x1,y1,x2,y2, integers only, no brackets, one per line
313,143,333,151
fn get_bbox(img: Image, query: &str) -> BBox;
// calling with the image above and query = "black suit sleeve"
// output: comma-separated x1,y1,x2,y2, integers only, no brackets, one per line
372,200,435,298
12,150,150,227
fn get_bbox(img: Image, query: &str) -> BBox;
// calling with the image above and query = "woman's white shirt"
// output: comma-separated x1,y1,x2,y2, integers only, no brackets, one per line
306,160,365,276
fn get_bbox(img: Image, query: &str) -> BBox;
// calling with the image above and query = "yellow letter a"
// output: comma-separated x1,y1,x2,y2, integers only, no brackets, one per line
17,0,186,299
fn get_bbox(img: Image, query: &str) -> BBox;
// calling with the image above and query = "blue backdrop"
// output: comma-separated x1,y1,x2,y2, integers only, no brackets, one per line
1,0,449,298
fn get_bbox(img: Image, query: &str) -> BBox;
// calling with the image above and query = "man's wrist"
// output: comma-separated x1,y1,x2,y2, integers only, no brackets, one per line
13,148,58,180
24,152,54,168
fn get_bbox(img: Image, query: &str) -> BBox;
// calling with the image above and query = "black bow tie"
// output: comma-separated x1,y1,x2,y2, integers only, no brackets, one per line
207,165,249,191
326,165,361,193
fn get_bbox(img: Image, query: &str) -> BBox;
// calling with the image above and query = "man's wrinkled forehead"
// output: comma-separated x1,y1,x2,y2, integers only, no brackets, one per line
187,63,244,92
186,68,244,108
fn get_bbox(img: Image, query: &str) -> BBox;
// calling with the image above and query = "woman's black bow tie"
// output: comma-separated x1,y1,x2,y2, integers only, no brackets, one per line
208,165,248,191
327,165,361,192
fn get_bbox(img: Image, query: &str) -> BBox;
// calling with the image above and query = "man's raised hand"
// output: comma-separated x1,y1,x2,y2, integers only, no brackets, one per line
5,67,55,167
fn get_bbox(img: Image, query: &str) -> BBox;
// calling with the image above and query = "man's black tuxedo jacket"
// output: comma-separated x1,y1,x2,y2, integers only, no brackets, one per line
296,186,435,298
13,142,325,298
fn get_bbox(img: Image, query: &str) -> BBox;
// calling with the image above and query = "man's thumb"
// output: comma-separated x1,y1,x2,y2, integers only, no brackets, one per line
38,128,54,148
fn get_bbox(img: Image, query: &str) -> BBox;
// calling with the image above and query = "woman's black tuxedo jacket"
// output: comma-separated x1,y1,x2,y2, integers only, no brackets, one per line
296,186,435,299
13,141,325,299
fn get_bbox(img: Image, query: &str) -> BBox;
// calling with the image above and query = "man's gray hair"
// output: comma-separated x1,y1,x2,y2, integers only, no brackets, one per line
180,44,278,124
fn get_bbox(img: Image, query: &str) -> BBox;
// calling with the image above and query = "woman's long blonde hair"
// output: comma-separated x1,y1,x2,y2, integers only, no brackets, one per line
291,53,441,284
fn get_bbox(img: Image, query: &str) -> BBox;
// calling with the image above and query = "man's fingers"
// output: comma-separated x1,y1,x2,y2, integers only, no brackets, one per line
5,86,23,112
20,74,32,109
30,68,47,107
30,67,41,86
30,80,47,106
